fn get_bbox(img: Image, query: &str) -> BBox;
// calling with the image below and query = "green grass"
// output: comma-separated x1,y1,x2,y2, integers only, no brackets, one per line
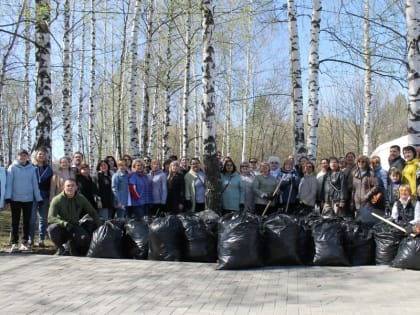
0,206,56,254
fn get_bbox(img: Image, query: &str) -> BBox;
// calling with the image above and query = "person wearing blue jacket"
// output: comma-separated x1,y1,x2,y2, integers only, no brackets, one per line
128,159,152,219
5,149,42,253
111,158,130,218
220,160,244,215
0,166,6,210
148,159,168,216
29,148,53,247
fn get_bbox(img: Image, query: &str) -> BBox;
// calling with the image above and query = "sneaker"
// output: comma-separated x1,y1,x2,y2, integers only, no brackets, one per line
54,246,71,256
20,242,30,251
10,243,19,253
38,241,45,248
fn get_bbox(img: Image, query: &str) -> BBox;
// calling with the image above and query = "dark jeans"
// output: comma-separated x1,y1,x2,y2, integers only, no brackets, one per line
10,201,33,244
47,223,91,255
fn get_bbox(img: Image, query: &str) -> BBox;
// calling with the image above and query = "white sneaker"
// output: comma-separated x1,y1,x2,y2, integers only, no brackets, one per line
10,244,19,253
20,242,30,251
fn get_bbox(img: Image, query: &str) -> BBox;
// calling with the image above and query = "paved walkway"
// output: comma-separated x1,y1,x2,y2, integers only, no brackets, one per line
0,254,418,314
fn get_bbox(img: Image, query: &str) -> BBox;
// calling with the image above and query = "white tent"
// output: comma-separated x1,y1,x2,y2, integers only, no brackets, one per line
370,135,409,171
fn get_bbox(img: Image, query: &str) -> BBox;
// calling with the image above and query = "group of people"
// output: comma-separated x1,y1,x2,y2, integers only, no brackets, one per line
1,144,420,255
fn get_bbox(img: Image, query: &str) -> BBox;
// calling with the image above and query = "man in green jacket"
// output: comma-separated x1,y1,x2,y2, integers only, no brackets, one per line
48,178,101,255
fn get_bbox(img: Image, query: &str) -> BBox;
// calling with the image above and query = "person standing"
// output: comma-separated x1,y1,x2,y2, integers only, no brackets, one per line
112,159,130,219
93,160,113,220
50,157,76,201
320,157,346,216
402,145,419,200
128,159,152,219
149,159,168,216
248,158,260,176
166,161,185,214
388,145,406,173
184,157,206,212
5,149,43,253
220,160,244,215
0,166,6,211
252,161,278,216
76,163,99,211
71,151,84,174
298,161,319,213
239,161,255,212
29,148,53,247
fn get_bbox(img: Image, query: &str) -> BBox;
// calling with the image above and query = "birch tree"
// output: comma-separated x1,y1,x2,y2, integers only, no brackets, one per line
62,0,72,158
288,0,306,160
22,0,32,152
128,0,142,158
162,0,173,160
306,0,321,162
181,0,192,158
88,0,96,167
34,0,52,158
140,0,155,157
406,0,420,147
77,0,86,152
201,0,221,212
362,0,372,156
242,0,253,162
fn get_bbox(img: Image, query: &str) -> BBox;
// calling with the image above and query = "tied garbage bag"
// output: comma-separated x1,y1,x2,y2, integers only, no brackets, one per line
342,220,375,266
195,209,220,235
87,221,123,258
372,222,404,265
392,236,420,270
217,212,263,270
124,219,149,259
262,213,302,266
79,214,98,234
148,215,185,261
312,218,350,266
178,213,217,262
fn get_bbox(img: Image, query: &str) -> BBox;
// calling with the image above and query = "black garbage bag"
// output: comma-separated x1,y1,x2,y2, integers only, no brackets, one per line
294,214,317,265
342,219,375,265
372,222,405,265
312,218,350,266
124,219,149,259
392,236,420,270
195,209,220,235
87,221,123,258
79,214,98,234
356,206,382,227
148,215,185,261
262,213,302,266
217,212,263,270
109,218,127,230
178,213,217,262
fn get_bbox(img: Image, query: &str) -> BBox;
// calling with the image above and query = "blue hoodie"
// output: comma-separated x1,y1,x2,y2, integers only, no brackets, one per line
5,160,42,203
0,167,6,208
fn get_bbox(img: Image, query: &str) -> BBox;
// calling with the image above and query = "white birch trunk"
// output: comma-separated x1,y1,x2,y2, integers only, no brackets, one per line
162,0,173,161
406,0,420,147
141,0,155,157
128,0,141,158
77,0,86,152
34,0,52,159
62,0,72,158
306,0,321,162
288,0,306,160
88,0,96,168
201,0,221,212
148,83,159,157
182,0,192,158
226,7,233,157
242,0,253,162
101,0,108,156
362,0,372,156
192,52,200,157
